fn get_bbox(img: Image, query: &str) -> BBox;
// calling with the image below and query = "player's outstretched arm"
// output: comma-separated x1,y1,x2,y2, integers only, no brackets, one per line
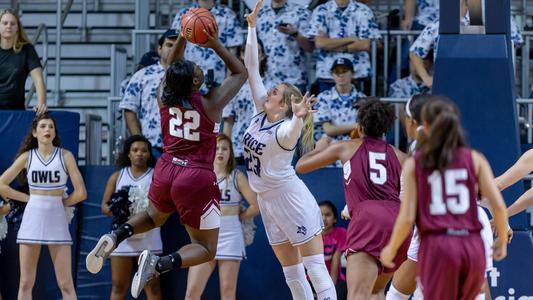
167,34,187,65
244,0,268,113
296,137,342,173
495,148,533,191
201,25,247,113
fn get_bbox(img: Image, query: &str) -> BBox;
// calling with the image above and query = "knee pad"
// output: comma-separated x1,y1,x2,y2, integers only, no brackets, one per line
282,263,313,300
386,285,410,300
302,254,334,294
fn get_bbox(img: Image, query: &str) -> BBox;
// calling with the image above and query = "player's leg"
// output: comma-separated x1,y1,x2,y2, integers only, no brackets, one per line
48,244,76,300
130,225,219,298
184,260,216,300
298,235,337,300
272,241,314,300
218,260,241,300
346,252,379,300
143,275,162,300
371,272,394,300
86,202,172,274
386,258,417,300
109,256,135,300
18,244,41,300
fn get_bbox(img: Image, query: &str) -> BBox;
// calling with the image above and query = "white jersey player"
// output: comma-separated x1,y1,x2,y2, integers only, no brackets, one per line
241,2,336,300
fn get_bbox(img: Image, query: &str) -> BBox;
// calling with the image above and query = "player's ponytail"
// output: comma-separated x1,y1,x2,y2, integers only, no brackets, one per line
419,98,466,171
300,111,315,154
281,83,314,154
162,59,195,107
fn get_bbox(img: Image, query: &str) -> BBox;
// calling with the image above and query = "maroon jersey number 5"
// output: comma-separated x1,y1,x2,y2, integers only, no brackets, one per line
369,152,387,185
428,169,470,215
169,107,201,141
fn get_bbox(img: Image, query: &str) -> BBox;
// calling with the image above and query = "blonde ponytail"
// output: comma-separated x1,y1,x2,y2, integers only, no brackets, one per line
299,111,315,154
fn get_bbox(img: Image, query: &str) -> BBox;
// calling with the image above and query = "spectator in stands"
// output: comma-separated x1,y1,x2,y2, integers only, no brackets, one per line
402,0,439,31
119,51,160,97
101,135,162,300
314,58,365,146
410,0,523,89
119,29,178,158
222,42,269,165
319,200,347,300
171,0,243,91
0,9,47,114
309,0,381,93
388,50,432,98
256,0,314,93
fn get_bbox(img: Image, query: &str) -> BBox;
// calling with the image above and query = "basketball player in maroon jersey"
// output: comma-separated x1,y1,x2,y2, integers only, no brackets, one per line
296,98,410,299
86,27,247,298
381,98,508,300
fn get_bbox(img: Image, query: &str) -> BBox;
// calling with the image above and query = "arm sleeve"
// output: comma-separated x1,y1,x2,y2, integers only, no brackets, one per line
26,44,42,72
276,115,304,150
244,26,268,113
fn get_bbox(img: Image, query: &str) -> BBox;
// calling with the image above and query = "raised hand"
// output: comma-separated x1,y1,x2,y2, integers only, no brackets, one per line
291,92,317,119
245,0,263,27
199,24,220,49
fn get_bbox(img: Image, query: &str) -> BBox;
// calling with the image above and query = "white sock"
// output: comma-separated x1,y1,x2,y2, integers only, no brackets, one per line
302,254,337,300
282,263,314,300
474,294,485,300
386,285,410,300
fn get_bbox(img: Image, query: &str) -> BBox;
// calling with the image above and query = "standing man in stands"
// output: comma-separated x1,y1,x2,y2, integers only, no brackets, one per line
120,29,178,158
256,0,314,93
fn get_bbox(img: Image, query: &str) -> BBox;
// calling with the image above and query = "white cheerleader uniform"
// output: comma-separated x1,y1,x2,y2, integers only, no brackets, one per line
244,27,322,246
17,148,71,245
216,169,246,260
111,167,163,256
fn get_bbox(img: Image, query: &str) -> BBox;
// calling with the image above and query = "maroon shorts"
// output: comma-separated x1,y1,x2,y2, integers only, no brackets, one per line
345,200,410,274
418,234,485,300
148,153,221,229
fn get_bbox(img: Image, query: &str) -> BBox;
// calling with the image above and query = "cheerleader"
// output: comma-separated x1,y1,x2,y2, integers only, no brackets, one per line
101,135,162,300
0,114,87,300
185,134,259,300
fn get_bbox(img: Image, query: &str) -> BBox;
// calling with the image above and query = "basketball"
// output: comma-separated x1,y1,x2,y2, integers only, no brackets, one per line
181,8,218,45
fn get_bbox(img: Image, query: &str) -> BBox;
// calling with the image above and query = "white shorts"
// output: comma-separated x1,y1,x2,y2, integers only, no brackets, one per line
111,227,162,257
478,206,494,272
17,195,72,245
215,215,246,260
407,225,420,262
257,177,323,246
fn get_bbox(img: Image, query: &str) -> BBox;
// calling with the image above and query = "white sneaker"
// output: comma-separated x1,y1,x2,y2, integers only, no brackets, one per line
131,250,160,298
85,233,117,274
